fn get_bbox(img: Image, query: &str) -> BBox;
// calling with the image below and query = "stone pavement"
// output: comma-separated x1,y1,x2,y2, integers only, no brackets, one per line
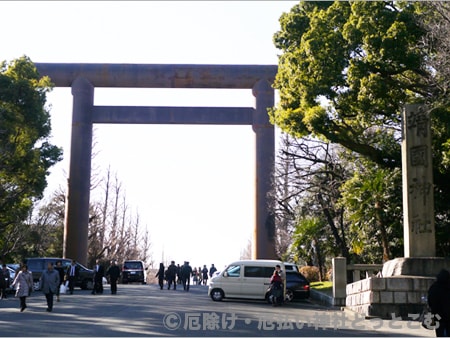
0,283,437,337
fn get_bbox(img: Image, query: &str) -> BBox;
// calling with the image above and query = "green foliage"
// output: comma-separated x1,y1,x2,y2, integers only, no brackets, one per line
272,1,450,262
291,216,333,280
0,56,63,258
0,193,65,263
291,217,323,262
339,160,403,262
271,1,428,168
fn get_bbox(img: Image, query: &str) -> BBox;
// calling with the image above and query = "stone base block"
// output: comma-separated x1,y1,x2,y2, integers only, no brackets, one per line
344,257,448,319
382,257,450,277
346,275,435,319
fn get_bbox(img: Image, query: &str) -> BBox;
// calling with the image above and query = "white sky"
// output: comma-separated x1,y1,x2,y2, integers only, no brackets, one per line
2,1,298,270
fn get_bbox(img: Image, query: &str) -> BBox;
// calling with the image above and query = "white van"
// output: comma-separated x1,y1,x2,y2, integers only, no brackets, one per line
208,259,285,301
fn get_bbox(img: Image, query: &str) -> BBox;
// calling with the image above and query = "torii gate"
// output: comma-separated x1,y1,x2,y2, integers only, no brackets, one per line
35,63,277,266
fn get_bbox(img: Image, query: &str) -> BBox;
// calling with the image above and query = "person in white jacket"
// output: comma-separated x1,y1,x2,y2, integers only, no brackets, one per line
11,264,33,312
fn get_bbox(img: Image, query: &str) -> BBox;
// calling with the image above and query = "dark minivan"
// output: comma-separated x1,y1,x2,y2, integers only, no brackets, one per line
121,260,147,284
24,257,94,291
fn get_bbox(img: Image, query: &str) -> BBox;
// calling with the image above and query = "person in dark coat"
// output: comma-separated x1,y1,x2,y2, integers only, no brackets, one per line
180,261,193,291
155,263,165,290
65,260,79,295
201,265,209,286
176,264,182,285
0,264,11,299
54,260,65,302
92,259,105,295
209,264,217,278
106,260,121,294
166,261,177,290
428,269,450,337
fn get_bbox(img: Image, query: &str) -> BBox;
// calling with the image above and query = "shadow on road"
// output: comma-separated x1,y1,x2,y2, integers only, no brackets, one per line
0,284,434,337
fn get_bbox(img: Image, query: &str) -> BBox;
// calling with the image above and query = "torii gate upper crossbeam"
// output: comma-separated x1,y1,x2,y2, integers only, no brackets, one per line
35,63,277,88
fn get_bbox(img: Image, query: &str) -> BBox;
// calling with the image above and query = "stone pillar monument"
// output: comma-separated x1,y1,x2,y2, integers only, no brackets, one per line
402,104,435,257
345,104,450,318
252,79,276,259
63,77,94,265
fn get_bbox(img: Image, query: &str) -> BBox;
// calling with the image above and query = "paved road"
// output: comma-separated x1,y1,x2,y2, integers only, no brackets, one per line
0,283,435,337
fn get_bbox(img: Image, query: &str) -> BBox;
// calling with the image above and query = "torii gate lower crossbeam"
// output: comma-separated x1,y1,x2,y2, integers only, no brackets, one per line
35,63,277,266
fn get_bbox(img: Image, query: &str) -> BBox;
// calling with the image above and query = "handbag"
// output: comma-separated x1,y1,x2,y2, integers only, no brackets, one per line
59,283,67,294
419,306,439,330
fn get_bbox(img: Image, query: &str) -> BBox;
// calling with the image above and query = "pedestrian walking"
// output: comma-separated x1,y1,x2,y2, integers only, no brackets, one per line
54,260,65,302
11,264,33,312
180,261,193,291
65,260,78,295
166,261,177,290
155,263,165,290
192,267,199,285
198,266,203,285
106,260,121,294
92,259,105,295
428,269,450,337
0,264,11,299
176,264,182,285
209,264,217,278
201,265,209,286
39,262,60,312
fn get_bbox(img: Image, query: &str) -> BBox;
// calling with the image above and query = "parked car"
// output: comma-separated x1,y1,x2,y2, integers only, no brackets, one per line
7,263,20,274
283,262,300,272
3,265,18,293
121,260,147,284
285,270,310,301
24,257,94,291
208,260,286,301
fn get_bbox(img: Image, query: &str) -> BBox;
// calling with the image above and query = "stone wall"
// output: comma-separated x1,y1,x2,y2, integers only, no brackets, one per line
346,276,435,319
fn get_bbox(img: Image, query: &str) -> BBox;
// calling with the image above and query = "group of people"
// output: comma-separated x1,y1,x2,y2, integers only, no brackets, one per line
89,259,121,295
155,261,217,291
6,258,123,313
192,264,217,286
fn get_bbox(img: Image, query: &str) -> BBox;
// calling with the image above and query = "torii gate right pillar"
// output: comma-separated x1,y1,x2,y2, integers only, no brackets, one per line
252,79,276,259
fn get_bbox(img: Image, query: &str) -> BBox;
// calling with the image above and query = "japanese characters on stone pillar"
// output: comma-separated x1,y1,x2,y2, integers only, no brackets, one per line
402,104,436,257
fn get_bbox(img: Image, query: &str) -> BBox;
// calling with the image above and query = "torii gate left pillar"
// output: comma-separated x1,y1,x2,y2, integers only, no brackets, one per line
63,77,94,264
36,63,277,266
